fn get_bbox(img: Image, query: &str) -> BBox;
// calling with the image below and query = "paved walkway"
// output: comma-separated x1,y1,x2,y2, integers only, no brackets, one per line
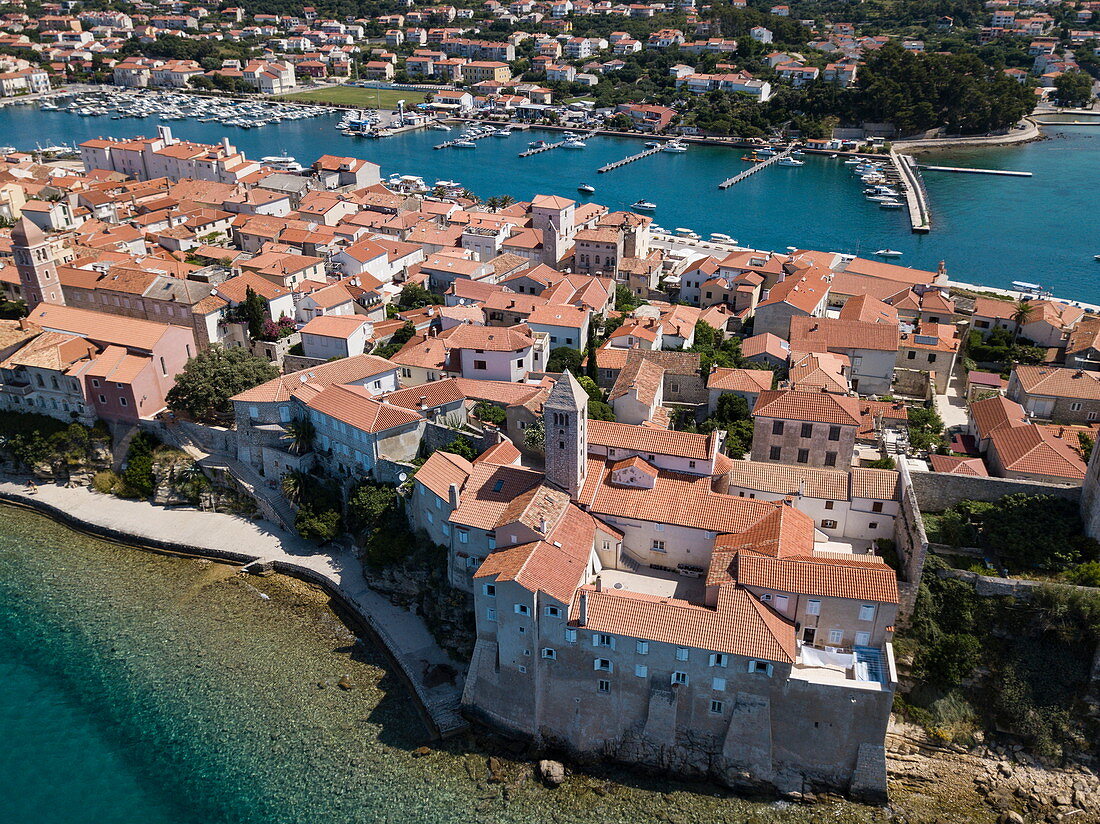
0,478,468,738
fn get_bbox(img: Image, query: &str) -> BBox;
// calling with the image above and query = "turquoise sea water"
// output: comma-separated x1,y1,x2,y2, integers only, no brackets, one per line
0,504,900,824
1,102,1097,299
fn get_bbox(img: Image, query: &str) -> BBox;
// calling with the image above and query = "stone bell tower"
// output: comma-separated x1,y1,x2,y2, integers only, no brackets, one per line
543,371,588,500
12,216,64,307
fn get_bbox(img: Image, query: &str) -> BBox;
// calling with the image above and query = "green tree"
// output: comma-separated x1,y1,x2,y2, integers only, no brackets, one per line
283,417,315,455
396,283,443,309
546,347,584,374
446,435,477,461
166,345,279,424
1011,300,1035,344
121,432,158,498
1053,71,1094,108
239,286,266,340
346,482,398,533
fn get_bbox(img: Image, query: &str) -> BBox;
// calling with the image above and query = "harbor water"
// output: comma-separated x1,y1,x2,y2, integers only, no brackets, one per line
1,101,1097,298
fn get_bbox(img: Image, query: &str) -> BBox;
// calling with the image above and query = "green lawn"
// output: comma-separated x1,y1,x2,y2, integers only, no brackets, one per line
278,85,435,110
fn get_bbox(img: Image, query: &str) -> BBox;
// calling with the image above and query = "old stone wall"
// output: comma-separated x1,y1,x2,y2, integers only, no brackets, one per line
893,460,928,620
910,469,1079,513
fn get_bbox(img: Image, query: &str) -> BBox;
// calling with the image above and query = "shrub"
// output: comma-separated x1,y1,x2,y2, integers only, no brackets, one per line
472,401,506,425
295,506,341,545
1065,560,1100,588
92,470,121,494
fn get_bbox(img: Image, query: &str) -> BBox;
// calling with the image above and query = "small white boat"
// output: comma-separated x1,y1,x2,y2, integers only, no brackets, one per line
776,158,804,167
578,183,595,194
875,249,903,258
631,200,657,211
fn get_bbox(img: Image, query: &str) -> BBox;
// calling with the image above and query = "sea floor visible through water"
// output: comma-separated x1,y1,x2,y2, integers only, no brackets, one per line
0,503,995,824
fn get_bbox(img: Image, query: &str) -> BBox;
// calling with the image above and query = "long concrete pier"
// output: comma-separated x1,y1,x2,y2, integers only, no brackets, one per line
891,151,931,234
920,165,1033,177
717,145,795,189
597,144,664,173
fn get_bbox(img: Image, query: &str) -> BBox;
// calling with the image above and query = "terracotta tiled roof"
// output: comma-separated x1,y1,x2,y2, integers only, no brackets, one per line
231,354,397,403
707,367,773,394
449,463,545,531
929,454,989,477
587,419,713,460
302,383,422,433
415,450,474,499
753,389,862,427
723,459,850,501
838,294,899,325
582,458,771,534
443,322,533,352
736,552,899,603
569,584,796,663
789,315,900,353
1013,365,1100,401
989,424,1086,480
849,467,900,499
299,315,370,338
969,395,1027,440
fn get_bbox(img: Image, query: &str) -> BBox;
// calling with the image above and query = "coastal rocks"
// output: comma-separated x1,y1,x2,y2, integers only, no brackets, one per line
537,759,566,787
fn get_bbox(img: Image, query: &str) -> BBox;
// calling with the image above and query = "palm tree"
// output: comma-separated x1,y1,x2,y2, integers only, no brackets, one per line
283,417,316,455
1011,300,1035,344
281,470,308,505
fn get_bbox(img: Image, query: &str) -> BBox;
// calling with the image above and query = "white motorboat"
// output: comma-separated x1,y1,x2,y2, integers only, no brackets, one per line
875,249,903,258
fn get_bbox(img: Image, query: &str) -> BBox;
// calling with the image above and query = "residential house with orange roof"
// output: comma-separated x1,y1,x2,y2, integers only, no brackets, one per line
299,314,371,360
789,316,899,396
10,303,196,423
750,389,862,469
1007,365,1100,424
230,354,401,476
896,322,959,394
970,297,1083,348
706,366,774,413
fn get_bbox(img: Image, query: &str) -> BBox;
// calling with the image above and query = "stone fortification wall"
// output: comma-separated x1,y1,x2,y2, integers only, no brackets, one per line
909,470,1079,513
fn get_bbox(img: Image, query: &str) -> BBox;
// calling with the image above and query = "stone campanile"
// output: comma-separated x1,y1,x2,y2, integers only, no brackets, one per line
544,371,588,500
12,216,64,307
